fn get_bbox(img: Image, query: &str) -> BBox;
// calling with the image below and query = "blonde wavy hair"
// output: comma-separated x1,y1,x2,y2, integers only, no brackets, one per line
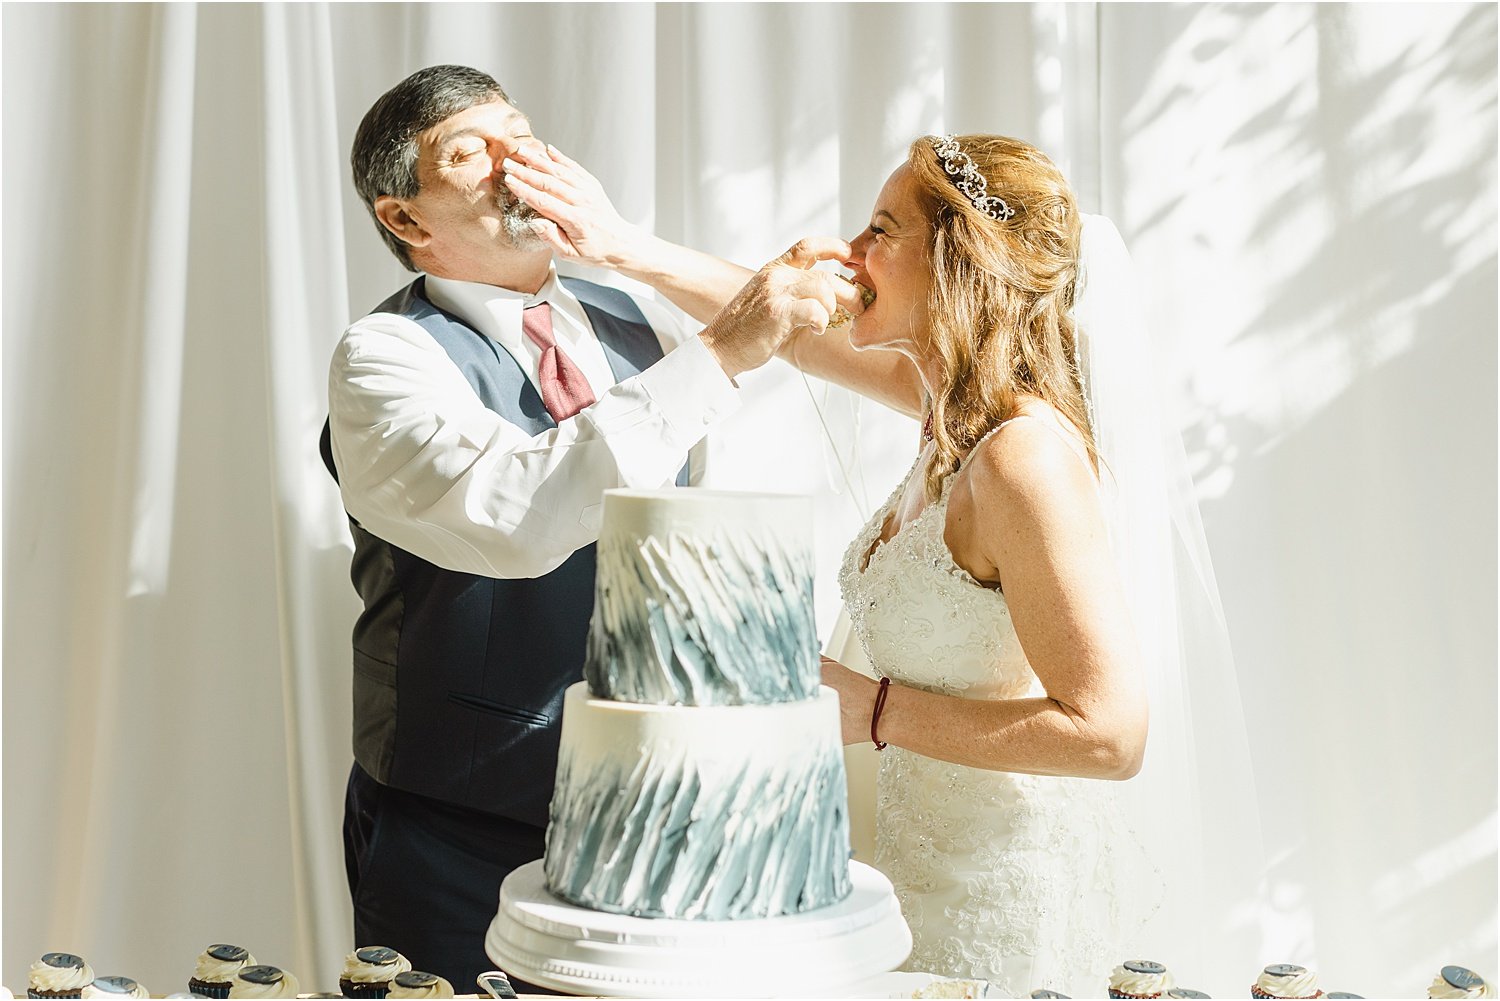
908,134,1094,502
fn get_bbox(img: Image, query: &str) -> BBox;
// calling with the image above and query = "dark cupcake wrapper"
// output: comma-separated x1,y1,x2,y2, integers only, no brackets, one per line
1108,992,1162,1000
28,992,83,999
187,978,232,999
340,978,391,999
1252,989,1323,999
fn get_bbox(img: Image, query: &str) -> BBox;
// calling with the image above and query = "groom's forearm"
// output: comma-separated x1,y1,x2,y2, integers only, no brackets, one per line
612,233,754,325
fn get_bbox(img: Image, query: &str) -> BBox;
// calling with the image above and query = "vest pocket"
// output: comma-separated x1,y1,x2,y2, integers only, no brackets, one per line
446,691,550,728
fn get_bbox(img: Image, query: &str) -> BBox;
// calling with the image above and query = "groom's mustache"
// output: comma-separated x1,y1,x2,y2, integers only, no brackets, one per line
494,176,537,219
493,171,544,245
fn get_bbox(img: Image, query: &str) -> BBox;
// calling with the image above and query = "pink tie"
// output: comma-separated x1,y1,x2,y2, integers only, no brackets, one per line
522,301,597,421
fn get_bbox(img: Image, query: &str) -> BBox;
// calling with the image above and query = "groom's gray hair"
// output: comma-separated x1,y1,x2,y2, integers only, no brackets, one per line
352,64,512,271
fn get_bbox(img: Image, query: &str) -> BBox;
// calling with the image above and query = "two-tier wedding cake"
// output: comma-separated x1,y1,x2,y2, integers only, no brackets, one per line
485,489,909,997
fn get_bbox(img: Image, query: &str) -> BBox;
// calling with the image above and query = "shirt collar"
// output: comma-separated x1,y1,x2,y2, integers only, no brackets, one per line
423,265,587,344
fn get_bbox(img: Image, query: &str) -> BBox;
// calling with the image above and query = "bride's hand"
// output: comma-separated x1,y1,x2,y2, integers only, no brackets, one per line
821,655,878,746
500,143,643,267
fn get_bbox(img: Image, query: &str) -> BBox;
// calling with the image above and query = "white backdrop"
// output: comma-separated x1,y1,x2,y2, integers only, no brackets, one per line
2,3,1494,998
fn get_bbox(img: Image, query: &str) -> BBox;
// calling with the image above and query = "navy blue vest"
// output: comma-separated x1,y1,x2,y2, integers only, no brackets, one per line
321,275,687,827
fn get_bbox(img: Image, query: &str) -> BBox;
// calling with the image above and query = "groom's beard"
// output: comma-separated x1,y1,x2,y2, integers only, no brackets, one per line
496,183,546,249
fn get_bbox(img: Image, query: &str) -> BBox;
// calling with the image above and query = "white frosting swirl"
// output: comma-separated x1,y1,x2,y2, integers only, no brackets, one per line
81,979,148,999
227,970,298,999
341,950,411,984
1256,966,1320,998
1430,972,1495,999
28,958,94,993
1110,963,1174,996
387,975,454,999
193,950,256,985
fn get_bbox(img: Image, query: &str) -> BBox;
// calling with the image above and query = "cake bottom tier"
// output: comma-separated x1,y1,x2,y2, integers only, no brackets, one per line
490,859,910,998
542,682,853,920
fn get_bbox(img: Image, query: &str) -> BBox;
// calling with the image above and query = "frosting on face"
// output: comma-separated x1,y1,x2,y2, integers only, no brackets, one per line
341,948,411,984
387,972,455,999
1257,964,1320,998
1109,960,1173,996
227,966,298,999
194,946,256,983
29,955,94,993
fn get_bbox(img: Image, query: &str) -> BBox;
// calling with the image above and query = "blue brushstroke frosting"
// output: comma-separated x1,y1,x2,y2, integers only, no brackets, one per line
547,491,852,922
544,685,852,919
584,491,818,706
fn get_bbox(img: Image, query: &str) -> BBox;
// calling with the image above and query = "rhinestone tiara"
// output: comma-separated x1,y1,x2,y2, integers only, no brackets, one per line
931,134,1016,222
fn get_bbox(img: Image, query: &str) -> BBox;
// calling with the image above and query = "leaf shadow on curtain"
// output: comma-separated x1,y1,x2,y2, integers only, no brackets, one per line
1111,2,1497,989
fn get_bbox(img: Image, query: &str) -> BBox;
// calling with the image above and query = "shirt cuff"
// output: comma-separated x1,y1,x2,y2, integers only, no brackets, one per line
633,334,740,437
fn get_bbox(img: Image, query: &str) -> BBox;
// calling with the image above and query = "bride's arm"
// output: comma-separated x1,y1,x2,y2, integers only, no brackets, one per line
503,147,924,414
500,143,751,323
822,419,1148,779
776,321,925,418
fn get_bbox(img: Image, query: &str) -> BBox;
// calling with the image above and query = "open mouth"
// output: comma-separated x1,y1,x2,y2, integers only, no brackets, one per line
828,277,876,329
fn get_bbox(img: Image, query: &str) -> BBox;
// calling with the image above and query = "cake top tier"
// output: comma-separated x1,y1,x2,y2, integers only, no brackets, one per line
585,489,819,706
597,488,811,532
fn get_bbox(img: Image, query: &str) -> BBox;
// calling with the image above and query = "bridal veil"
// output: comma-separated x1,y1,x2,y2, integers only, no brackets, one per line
1075,213,1267,981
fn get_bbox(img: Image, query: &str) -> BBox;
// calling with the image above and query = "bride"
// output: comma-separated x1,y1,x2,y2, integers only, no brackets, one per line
799,134,1163,994
504,132,1256,997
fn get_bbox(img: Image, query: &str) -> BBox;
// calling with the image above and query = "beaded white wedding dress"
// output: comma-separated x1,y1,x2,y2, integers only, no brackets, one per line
837,414,1163,999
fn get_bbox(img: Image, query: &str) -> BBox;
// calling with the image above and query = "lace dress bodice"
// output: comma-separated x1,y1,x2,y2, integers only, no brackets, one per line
837,417,1159,998
838,440,1035,704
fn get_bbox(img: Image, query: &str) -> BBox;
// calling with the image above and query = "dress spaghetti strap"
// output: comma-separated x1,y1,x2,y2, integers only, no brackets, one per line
956,411,1093,474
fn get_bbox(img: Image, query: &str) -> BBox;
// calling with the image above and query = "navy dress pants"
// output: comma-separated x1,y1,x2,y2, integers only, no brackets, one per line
342,762,559,995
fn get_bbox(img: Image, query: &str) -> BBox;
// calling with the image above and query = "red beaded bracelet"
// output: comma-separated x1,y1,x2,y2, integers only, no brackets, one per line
870,676,892,750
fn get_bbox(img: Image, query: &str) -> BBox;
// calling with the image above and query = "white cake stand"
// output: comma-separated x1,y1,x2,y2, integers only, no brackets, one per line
485,860,911,998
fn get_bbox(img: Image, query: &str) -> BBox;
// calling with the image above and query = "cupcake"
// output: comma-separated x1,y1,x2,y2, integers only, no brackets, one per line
190,945,256,999
1166,991,1212,999
1030,992,1072,999
1430,967,1495,999
227,966,298,999
1109,960,1174,999
1252,964,1323,999
81,978,148,999
386,973,454,1000
911,981,989,999
340,947,412,998
28,954,94,999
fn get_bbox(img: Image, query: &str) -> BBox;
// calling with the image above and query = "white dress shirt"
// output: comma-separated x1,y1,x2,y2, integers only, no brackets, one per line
327,265,739,579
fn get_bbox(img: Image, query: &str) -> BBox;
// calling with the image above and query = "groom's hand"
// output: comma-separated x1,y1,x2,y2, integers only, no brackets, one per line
500,143,644,267
699,238,867,379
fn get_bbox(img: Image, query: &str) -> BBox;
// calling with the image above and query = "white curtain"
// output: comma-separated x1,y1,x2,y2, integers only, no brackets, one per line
3,3,1493,998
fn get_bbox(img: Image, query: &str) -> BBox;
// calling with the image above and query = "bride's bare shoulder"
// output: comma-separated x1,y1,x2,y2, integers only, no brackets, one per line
964,403,1097,525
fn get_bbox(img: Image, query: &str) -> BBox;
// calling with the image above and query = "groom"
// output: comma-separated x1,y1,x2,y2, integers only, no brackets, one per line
324,64,862,987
